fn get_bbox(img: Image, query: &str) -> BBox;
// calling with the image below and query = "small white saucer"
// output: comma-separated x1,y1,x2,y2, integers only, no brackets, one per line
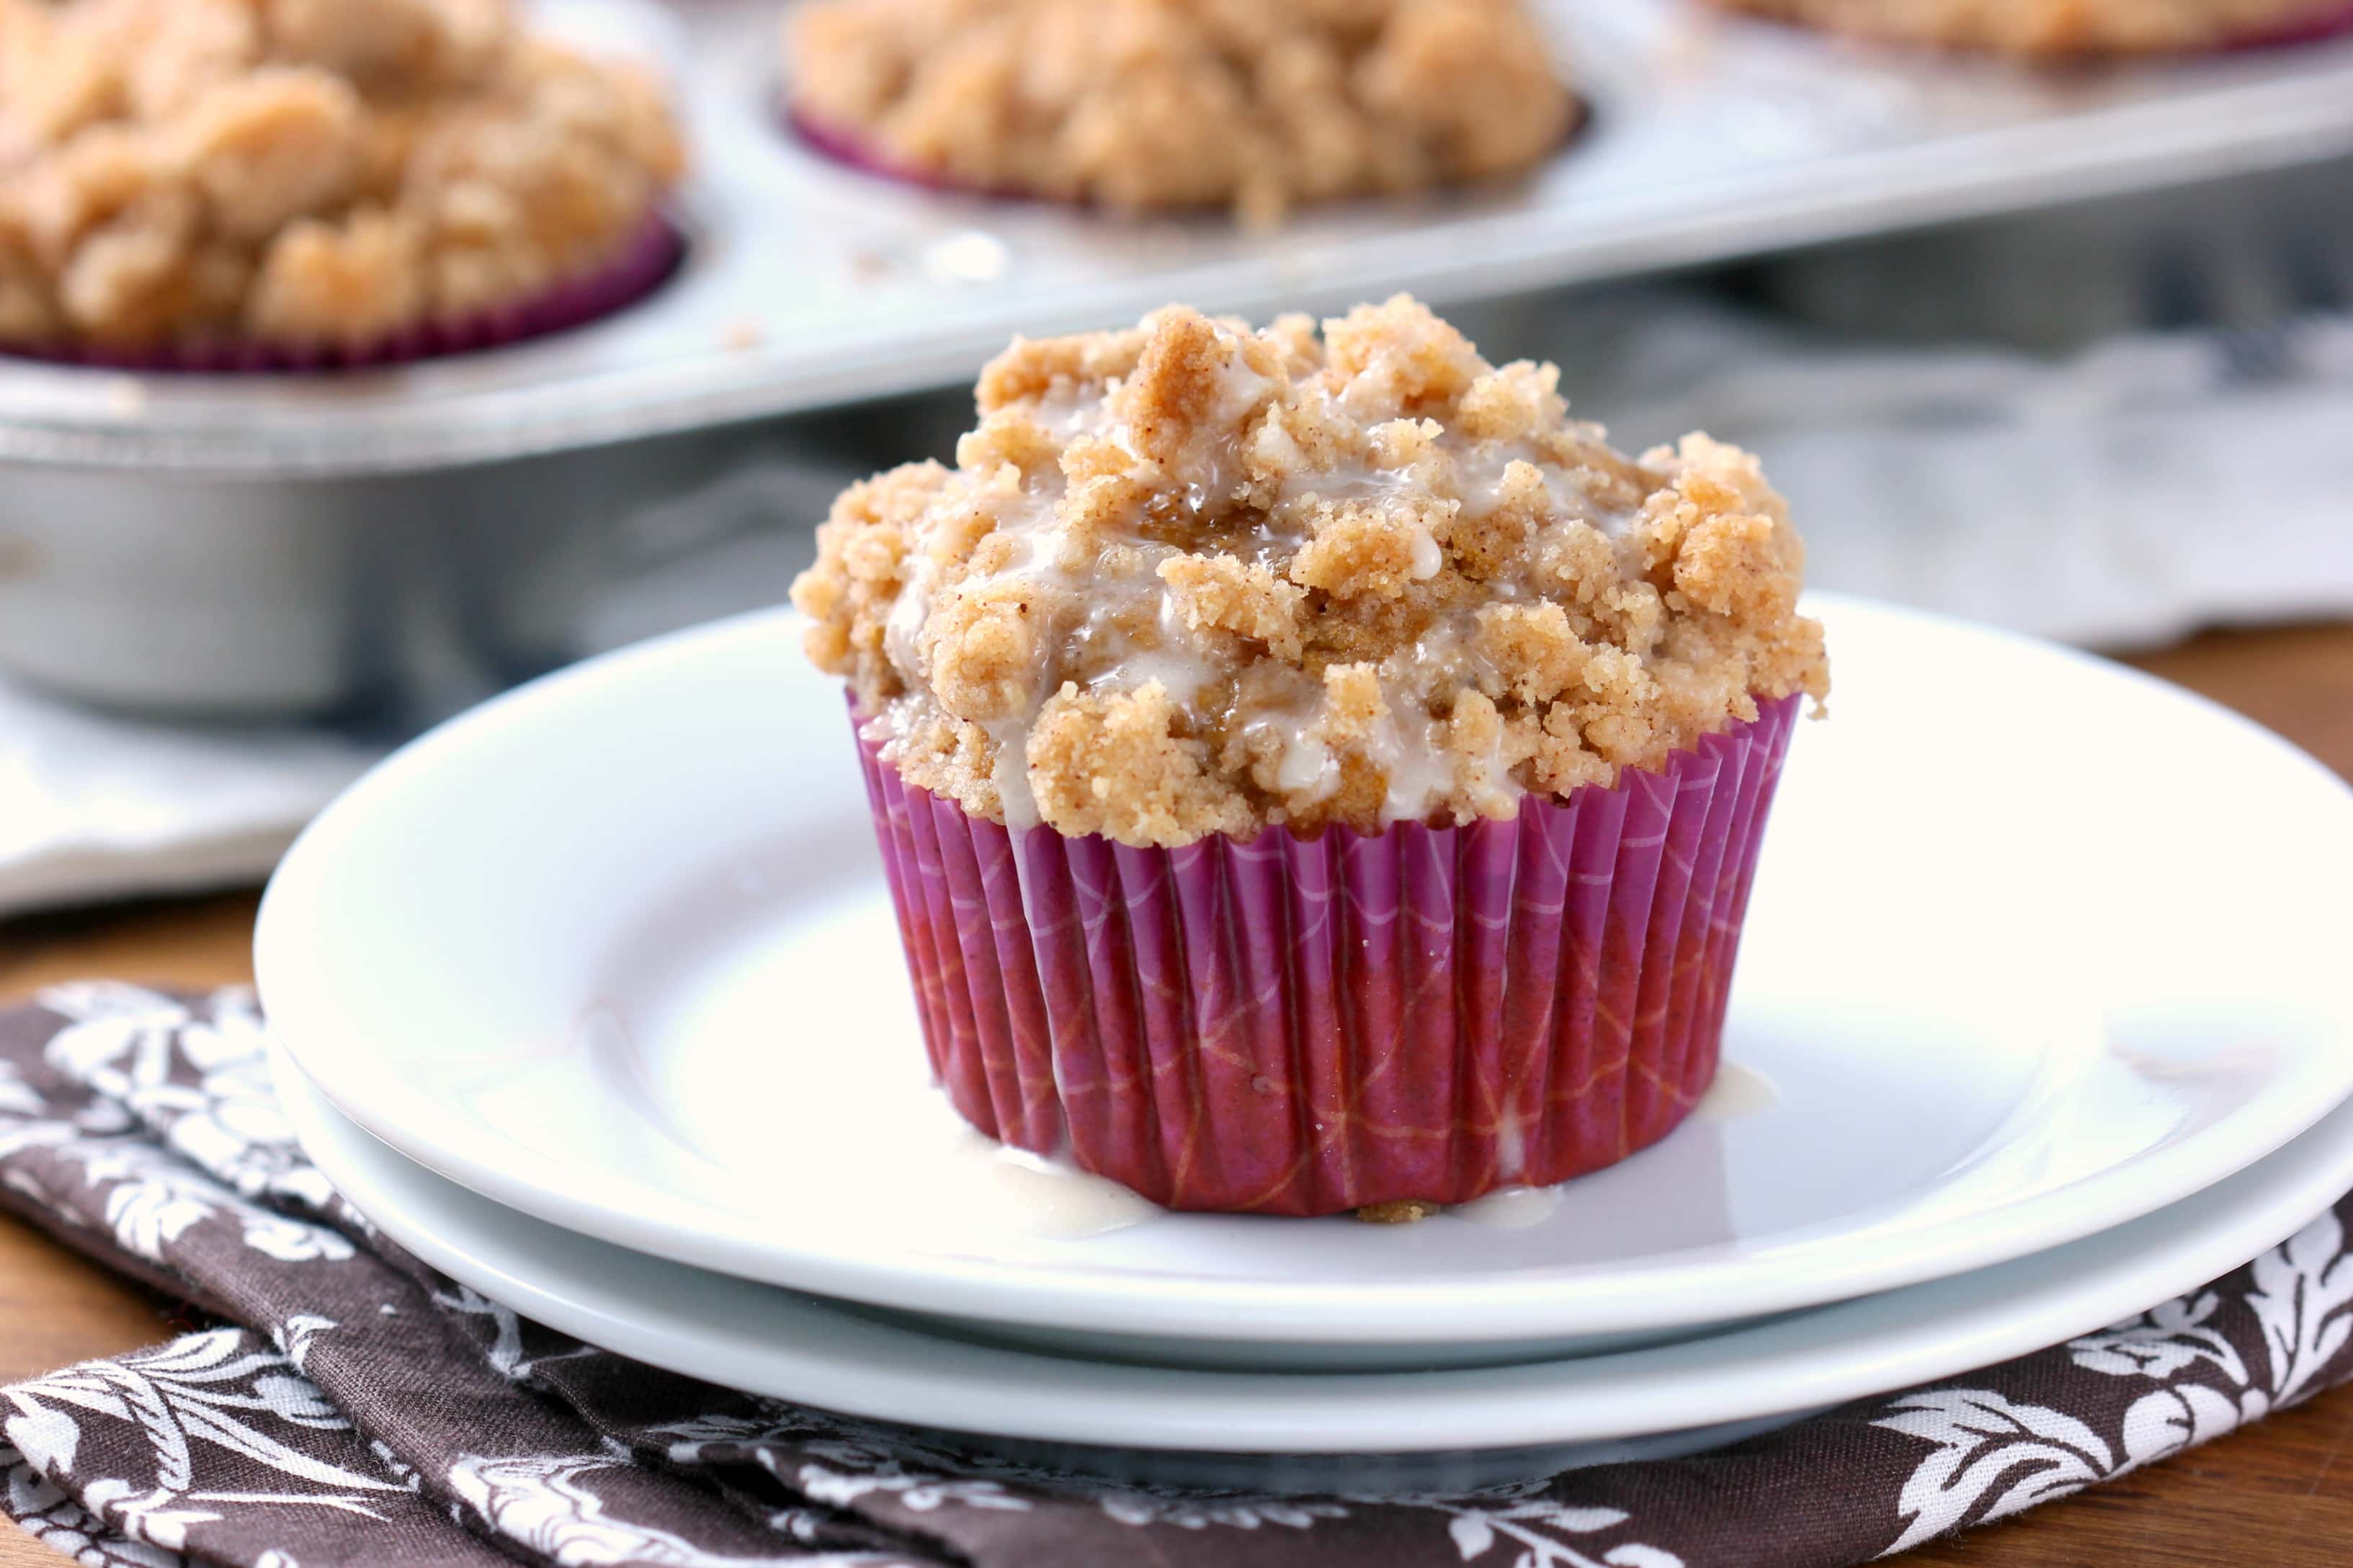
257,596,2353,1364
274,1041,2353,1493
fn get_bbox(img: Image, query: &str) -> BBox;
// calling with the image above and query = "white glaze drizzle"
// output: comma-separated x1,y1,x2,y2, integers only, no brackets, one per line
873,315,1649,830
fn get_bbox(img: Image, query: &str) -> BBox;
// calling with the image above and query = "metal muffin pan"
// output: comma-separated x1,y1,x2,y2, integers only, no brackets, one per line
6,0,2353,718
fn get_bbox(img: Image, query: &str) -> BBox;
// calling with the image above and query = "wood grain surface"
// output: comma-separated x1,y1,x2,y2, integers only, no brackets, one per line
6,622,2353,1566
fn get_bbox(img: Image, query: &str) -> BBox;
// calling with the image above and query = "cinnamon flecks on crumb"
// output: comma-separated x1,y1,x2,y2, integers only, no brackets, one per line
0,0,683,349
792,295,1828,850
785,0,1577,220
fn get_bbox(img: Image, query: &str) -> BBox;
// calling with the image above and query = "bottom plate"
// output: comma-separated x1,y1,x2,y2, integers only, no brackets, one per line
274,1041,2353,1492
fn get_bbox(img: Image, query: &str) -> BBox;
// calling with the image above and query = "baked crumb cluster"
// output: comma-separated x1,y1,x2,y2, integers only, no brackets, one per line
0,0,683,349
1715,0,2344,53
795,295,1828,850
785,0,1577,220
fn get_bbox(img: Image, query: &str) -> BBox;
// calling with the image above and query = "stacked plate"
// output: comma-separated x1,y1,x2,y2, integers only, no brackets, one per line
256,595,2353,1493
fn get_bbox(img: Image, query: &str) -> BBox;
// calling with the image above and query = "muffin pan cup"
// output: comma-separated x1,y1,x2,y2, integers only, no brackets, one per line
13,0,2353,481
7,0,2353,721
0,216,685,375
853,694,1801,1216
785,109,1032,201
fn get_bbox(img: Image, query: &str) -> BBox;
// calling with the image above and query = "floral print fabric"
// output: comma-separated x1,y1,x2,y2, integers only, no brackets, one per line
1,985,2349,1568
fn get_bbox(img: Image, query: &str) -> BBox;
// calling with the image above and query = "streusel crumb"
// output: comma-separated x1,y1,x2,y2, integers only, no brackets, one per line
1714,0,2346,53
793,295,1829,849
0,0,683,349
785,0,1577,219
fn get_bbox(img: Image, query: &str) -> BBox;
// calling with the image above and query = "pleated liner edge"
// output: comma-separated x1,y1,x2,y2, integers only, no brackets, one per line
853,693,1800,1216
0,212,684,374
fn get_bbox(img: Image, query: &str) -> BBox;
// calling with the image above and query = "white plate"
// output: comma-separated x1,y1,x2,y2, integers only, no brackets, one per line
256,596,2353,1361
275,1041,2353,1492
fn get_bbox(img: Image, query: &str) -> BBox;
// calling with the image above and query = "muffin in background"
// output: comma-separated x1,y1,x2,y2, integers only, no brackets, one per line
784,0,1579,223
0,0,685,366
793,295,1826,1217
1712,0,2353,55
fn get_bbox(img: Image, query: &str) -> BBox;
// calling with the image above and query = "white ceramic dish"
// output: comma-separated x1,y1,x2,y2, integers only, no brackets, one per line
256,595,2353,1366
274,1041,2353,1492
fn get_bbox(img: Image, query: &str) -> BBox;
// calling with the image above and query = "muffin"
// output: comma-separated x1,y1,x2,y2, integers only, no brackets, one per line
0,0,685,367
1712,0,2353,54
792,295,1827,1217
784,0,1579,223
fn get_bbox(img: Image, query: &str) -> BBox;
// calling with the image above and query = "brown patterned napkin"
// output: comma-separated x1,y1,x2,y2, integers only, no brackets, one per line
3,986,2350,1568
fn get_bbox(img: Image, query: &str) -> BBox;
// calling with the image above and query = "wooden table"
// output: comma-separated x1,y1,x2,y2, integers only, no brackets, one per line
7,624,2353,1567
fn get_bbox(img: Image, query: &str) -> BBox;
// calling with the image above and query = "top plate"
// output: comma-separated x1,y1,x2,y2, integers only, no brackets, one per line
4,0,2351,473
256,596,2353,1359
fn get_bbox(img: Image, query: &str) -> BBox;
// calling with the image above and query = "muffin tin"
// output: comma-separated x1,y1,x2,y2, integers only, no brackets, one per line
6,0,2353,717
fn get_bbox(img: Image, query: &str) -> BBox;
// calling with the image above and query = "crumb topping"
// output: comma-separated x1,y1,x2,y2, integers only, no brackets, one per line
1715,0,2345,53
0,0,683,349
793,295,1829,849
785,0,1577,220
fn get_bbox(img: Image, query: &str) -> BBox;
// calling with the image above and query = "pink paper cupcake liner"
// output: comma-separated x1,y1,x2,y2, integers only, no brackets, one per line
0,213,684,375
854,693,1801,1216
787,108,1037,201
2227,0,2353,45
785,104,1592,208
